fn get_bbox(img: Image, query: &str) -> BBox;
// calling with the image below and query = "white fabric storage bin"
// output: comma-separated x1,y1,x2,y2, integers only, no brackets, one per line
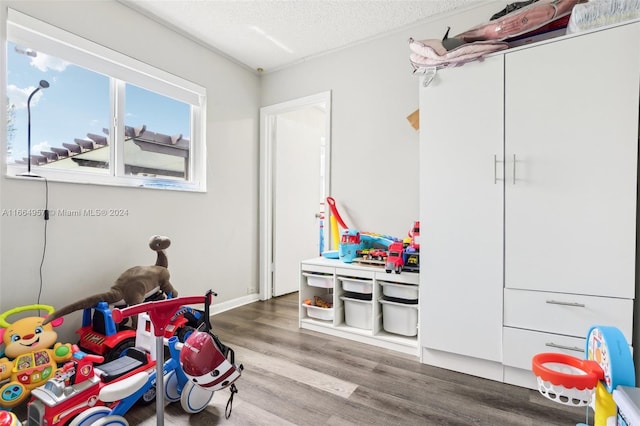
303,272,334,288
338,277,373,294
302,303,334,321
379,281,418,300
379,298,418,336
340,296,372,330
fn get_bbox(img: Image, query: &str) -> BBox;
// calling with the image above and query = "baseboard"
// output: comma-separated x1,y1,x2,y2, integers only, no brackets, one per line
211,293,260,315
421,347,503,382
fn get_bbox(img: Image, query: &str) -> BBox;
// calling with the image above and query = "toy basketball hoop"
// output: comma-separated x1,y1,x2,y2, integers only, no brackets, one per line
532,352,604,407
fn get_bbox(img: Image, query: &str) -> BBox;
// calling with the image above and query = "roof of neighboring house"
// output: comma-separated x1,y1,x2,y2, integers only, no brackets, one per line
19,125,189,177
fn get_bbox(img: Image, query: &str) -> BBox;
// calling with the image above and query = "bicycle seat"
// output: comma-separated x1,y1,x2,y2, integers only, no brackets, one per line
98,371,149,403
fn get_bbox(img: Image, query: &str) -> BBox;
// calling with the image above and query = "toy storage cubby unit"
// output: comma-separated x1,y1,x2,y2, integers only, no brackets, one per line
300,257,419,356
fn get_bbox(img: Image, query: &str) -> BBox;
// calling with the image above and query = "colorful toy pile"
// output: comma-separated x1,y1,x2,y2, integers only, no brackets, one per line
0,236,243,425
322,197,420,274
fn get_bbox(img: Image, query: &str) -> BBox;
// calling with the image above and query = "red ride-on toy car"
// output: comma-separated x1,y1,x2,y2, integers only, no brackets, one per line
76,297,202,363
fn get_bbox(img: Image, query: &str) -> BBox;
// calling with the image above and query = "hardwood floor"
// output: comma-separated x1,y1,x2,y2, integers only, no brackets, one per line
124,292,584,425
10,293,585,425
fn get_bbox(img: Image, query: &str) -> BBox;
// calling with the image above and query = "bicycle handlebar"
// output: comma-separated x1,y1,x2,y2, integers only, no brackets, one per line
112,293,212,337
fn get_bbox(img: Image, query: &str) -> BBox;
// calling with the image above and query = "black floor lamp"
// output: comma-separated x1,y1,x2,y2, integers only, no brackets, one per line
20,79,49,177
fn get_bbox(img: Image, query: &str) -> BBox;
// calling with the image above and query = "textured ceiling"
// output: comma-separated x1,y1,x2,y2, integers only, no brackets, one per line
121,0,484,72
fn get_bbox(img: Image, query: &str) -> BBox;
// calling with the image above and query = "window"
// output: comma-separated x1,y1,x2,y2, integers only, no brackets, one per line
4,9,206,191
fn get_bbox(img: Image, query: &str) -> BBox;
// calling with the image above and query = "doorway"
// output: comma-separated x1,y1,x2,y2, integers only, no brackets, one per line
259,91,331,299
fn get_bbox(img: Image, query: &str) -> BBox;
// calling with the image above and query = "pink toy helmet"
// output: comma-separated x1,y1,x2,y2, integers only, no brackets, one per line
180,330,242,392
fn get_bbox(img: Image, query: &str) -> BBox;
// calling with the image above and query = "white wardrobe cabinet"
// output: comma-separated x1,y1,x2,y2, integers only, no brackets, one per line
419,20,640,388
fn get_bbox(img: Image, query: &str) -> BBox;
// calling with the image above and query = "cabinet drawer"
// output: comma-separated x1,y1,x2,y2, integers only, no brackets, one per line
504,289,632,341
503,327,585,370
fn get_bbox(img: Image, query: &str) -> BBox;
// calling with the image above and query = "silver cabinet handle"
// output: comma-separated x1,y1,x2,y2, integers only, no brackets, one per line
494,155,503,184
545,342,584,353
546,300,586,308
512,154,516,185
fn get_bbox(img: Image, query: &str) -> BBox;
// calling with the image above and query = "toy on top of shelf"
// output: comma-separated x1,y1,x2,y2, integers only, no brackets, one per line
0,305,74,409
326,197,348,229
365,248,388,261
325,197,349,256
385,242,405,274
339,229,362,263
408,220,420,251
339,229,399,264
382,222,421,274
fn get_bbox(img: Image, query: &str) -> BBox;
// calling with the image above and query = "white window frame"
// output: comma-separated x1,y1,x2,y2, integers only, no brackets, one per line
3,8,207,192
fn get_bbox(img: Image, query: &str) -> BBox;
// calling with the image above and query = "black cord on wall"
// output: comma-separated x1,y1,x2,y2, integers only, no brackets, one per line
37,176,49,306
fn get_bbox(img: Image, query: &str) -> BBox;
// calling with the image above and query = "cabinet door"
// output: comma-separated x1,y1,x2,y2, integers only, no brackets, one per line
504,22,640,298
419,56,504,362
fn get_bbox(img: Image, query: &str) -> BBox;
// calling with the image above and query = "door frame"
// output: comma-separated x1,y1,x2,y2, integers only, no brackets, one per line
259,91,332,301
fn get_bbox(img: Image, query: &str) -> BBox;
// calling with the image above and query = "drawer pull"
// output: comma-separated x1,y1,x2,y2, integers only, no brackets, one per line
545,342,584,353
545,300,585,308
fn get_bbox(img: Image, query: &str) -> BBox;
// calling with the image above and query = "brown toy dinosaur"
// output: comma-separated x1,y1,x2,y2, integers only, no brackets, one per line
43,235,178,325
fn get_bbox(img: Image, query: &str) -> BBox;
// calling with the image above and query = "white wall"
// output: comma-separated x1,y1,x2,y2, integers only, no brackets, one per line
0,0,261,342
261,1,504,239
0,0,507,342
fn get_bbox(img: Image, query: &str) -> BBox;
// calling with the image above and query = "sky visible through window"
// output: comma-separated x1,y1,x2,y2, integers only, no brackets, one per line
6,42,190,165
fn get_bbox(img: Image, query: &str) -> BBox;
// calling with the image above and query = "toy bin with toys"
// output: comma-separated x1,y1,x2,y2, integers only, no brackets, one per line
302,301,334,321
300,264,335,323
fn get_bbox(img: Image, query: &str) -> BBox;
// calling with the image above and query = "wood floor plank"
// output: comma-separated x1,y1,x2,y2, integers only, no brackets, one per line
232,345,358,398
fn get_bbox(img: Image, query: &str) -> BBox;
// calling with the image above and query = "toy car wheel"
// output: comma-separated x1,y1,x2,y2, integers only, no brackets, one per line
91,415,129,426
180,381,214,414
104,338,136,363
139,384,156,405
68,406,112,426
164,370,181,402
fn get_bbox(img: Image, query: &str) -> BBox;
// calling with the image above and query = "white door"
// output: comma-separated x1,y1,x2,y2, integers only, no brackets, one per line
260,92,331,298
420,56,504,363
504,22,639,298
